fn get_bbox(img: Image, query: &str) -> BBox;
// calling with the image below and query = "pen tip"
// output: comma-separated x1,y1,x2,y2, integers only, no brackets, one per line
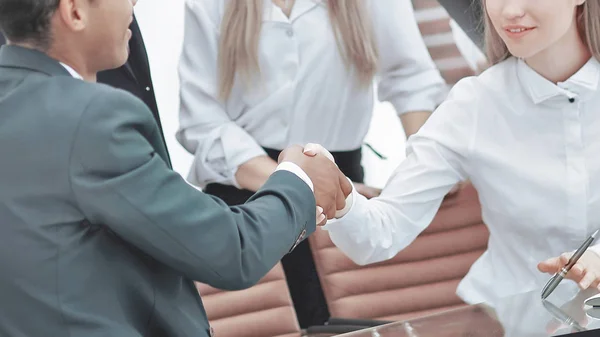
593,229,600,239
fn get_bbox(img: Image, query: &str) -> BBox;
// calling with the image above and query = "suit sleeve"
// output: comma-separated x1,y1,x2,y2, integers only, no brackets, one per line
68,89,316,290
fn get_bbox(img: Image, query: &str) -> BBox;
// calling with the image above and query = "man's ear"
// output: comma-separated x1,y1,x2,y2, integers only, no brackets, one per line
56,0,89,33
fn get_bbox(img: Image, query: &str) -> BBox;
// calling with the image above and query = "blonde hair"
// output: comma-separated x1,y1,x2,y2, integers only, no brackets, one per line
217,0,379,100
483,0,600,65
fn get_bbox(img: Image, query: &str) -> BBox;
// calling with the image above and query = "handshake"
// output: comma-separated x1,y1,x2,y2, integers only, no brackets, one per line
278,143,352,225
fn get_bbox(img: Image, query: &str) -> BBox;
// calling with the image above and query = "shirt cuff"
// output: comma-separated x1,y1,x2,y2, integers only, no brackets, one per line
275,162,314,192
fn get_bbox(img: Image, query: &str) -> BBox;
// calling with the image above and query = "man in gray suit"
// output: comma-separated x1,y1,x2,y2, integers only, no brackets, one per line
0,0,351,336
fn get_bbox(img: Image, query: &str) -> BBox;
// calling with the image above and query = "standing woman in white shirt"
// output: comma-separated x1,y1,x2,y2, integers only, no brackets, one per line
176,0,446,327
310,0,600,307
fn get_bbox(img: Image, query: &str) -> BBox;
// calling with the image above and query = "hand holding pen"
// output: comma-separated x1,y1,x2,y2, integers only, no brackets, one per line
538,230,600,297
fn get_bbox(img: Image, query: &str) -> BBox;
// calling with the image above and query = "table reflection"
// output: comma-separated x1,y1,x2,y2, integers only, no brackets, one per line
337,284,600,337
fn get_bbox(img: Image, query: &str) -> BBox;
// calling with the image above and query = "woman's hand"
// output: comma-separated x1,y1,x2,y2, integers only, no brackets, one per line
538,250,600,290
354,183,381,199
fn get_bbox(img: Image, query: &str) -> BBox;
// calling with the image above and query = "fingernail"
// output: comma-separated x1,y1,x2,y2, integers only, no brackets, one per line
316,206,323,214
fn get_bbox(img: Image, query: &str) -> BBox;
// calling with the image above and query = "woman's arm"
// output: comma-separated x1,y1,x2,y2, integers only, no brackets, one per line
372,0,448,138
322,78,480,265
177,0,274,191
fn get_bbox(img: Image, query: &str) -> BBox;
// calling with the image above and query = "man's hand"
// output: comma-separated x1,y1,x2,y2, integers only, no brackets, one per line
538,251,600,290
278,145,352,223
302,143,356,219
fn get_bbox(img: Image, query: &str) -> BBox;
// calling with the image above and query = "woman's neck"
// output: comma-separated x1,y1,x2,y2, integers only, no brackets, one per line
272,0,295,18
524,23,591,84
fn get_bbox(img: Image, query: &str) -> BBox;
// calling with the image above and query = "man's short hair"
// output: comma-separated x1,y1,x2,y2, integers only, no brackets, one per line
0,0,60,49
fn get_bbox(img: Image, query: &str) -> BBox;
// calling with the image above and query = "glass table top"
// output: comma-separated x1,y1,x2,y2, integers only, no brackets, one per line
335,285,600,337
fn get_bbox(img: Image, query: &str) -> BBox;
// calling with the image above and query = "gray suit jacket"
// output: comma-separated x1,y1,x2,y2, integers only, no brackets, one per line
0,45,316,337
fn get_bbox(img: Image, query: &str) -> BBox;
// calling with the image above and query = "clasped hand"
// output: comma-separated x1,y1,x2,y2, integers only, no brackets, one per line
278,144,351,225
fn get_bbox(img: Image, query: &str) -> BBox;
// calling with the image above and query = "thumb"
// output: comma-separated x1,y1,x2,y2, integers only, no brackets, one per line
303,143,319,157
303,143,335,162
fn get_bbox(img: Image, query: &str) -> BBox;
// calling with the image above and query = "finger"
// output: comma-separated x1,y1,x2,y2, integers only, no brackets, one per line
579,270,597,289
324,197,336,220
303,143,328,158
303,143,334,162
303,143,319,157
538,257,563,273
316,213,327,226
560,252,573,265
335,188,346,211
315,206,324,224
314,144,334,162
277,148,287,163
325,207,336,220
339,174,352,197
567,264,586,281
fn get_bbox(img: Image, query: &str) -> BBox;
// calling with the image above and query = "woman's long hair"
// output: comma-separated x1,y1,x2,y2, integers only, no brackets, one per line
217,0,379,100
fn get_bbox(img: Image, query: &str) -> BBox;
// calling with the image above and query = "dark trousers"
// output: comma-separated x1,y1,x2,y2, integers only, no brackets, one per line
204,147,364,328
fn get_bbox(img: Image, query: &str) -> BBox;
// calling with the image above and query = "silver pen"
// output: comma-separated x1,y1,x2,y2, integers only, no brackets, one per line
541,229,599,300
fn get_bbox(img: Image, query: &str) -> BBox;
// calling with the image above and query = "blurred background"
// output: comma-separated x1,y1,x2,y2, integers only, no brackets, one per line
134,0,485,188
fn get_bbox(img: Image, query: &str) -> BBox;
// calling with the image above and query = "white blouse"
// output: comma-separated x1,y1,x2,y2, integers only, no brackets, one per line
324,57,600,305
176,0,446,187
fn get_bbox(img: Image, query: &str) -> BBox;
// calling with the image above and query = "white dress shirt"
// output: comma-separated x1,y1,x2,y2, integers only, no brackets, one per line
177,0,446,188
324,56,600,305
60,62,83,80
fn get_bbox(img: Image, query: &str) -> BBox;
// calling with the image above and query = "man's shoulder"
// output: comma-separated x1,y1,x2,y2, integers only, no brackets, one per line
16,74,155,134
55,76,142,105
20,74,136,109
45,77,152,121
